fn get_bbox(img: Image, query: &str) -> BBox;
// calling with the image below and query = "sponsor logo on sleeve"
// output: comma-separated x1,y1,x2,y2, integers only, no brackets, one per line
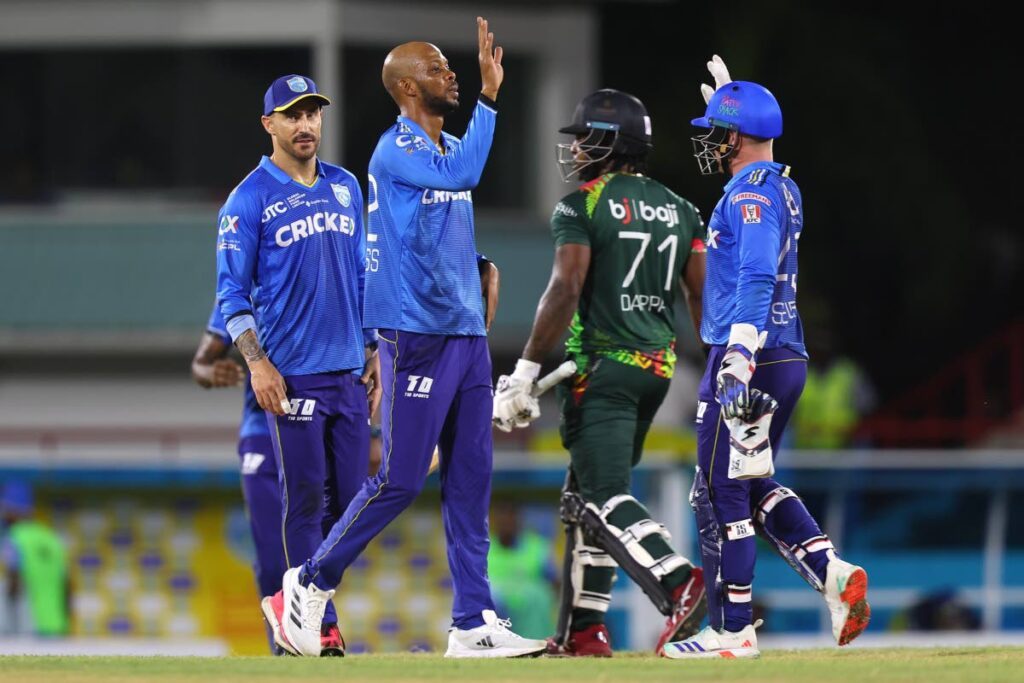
731,192,772,206
741,205,761,224
219,215,239,235
553,201,578,218
706,228,720,249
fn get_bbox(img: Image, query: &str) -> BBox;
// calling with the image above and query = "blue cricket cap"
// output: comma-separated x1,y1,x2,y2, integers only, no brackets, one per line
263,75,332,116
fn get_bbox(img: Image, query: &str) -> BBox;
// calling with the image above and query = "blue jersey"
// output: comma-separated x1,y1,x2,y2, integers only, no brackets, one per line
206,303,268,440
701,161,806,356
364,97,497,336
216,156,371,376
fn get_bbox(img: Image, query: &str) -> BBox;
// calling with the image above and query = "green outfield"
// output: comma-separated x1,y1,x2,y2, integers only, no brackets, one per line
2,648,1023,683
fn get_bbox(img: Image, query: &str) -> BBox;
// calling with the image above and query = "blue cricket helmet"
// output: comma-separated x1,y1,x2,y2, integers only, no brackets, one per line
691,81,783,139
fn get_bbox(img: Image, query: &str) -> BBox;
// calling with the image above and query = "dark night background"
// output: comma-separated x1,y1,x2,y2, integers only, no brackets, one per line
595,2,1021,405
0,1,1018,410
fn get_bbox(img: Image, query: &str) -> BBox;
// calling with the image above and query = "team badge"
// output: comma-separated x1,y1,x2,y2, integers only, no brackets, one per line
287,77,308,93
741,204,761,224
332,183,351,208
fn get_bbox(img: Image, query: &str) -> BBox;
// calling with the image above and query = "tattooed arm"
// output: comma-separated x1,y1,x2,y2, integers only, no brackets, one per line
236,329,288,416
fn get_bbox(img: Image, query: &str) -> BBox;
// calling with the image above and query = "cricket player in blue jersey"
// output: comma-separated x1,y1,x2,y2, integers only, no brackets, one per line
191,304,287,654
664,58,870,659
216,74,378,656
266,18,546,658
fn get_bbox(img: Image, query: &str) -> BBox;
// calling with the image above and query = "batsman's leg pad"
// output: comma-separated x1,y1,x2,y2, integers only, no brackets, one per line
690,467,725,631
554,473,616,643
562,491,676,615
753,485,833,591
600,494,690,582
572,529,617,613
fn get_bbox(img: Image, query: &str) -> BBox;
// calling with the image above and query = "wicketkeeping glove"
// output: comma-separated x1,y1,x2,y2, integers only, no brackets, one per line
700,54,733,104
493,359,541,433
727,389,779,480
715,323,766,420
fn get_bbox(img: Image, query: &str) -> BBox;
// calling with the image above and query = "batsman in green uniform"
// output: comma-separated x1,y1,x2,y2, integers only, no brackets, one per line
493,89,707,656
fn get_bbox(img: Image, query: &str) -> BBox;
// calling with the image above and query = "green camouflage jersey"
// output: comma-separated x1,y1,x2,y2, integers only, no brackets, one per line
551,172,705,380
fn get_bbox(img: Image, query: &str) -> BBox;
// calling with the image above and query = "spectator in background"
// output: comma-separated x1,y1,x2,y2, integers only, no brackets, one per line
895,589,980,631
487,500,559,639
1,481,71,636
793,329,876,449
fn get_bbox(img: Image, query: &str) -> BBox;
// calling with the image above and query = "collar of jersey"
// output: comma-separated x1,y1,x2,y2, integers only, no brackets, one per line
724,161,787,192
259,155,326,188
396,116,448,154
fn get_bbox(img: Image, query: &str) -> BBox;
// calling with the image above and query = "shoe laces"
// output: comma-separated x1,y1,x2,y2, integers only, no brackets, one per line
492,616,513,632
302,594,328,630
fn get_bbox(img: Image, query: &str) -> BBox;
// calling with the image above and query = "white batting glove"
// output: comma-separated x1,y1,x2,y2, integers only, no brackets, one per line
715,323,766,420
493,359,541,432
700,54,733,104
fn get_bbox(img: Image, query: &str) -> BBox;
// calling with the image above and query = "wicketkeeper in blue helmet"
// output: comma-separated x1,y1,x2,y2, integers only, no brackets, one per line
663,57,872,660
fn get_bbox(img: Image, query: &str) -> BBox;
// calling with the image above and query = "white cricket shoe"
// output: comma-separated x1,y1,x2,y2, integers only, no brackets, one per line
445,610,547,658
280,567,335,657
662,620,762,659
824,557,871,646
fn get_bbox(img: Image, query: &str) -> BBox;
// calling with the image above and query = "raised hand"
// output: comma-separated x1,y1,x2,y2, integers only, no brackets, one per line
477,16,504,101
700,54,733,104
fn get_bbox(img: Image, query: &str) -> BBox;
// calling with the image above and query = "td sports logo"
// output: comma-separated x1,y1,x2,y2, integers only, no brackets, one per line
608,198,680,228
284,398,316,422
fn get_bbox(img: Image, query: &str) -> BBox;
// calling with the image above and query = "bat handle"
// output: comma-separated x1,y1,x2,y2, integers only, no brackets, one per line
532,360,578,397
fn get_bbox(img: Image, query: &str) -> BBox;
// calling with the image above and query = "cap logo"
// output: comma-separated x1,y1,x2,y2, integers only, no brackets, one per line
287,77,308,93
718,95,741,117
643,115,652,136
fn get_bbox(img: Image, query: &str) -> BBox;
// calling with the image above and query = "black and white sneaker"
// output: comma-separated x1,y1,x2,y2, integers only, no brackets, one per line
444,610,547,658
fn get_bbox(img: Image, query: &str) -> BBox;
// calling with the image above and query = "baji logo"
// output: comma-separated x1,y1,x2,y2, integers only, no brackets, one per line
608,199,679,227
219,215,239,235
284,398,316,422
405,375,434,399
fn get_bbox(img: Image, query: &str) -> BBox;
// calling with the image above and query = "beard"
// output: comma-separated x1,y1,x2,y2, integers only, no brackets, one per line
285,135,319,161
420,86,459,116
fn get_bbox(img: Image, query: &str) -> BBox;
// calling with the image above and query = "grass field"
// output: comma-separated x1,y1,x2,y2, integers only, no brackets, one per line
2,648,1023,683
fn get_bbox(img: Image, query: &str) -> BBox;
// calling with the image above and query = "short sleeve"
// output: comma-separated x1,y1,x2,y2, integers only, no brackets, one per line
550,193,591,247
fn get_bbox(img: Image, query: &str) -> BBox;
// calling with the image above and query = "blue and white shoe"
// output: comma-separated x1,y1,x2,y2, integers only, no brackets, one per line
662,620,762,659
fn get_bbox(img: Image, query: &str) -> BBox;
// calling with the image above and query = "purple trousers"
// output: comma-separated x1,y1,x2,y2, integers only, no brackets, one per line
697,345,830,631
267,371,370,625
305,331,496,630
